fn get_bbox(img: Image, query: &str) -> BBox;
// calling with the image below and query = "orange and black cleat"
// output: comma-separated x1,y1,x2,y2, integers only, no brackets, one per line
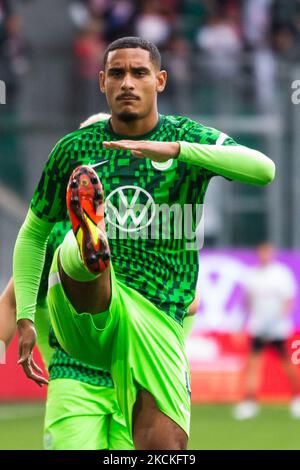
66,165,110,274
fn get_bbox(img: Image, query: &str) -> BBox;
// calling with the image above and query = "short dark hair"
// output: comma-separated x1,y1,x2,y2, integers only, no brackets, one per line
103,37,161,69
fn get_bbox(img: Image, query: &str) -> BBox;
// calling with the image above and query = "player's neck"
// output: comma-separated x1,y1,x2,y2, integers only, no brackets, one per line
110,112,159,137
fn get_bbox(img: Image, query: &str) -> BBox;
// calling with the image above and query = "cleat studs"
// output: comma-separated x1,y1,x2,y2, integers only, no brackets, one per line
91,176,98,184
87,254,97,265
95,191,103,200
70,180,78,188
71,196,79,204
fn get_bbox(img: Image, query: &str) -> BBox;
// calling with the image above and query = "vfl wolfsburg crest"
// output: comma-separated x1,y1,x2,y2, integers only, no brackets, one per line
151,159,173,171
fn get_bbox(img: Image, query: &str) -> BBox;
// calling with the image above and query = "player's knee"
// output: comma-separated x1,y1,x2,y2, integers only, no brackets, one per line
133,390,187,450
134,426,187,450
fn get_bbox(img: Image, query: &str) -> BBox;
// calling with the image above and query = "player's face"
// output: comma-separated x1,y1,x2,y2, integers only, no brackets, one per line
99,48,167,122
257,243,275,265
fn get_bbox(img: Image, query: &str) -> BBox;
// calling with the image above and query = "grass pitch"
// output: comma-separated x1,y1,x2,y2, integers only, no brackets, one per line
0,403,299,450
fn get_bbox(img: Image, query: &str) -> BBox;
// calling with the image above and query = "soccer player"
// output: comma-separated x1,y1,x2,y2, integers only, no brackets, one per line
13,37,275,449
233,242,300,420
1,111,195,450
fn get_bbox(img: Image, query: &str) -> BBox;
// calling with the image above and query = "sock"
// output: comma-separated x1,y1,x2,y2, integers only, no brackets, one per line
183,315,196,339
59,230,100,282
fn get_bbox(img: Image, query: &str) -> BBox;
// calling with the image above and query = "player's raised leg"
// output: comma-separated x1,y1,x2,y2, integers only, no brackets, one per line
58,165,111,314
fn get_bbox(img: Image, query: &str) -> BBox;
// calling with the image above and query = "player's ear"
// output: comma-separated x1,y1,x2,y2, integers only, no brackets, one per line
156,70,167,93
99,71,106,93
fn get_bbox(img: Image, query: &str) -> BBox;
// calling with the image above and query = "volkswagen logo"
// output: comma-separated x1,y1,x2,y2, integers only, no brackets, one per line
105,185,156,232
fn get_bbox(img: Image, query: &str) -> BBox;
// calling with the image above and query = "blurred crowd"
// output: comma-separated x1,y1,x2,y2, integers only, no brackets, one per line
2,0,300,112
68,0,300,57
0,0,29,109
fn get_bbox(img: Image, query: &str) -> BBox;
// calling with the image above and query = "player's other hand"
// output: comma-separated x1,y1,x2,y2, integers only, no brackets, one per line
103,140,180,163
17,319,48,387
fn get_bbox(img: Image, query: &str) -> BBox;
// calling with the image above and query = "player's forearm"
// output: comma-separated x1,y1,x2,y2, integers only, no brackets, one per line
178,142,275,185
0,278,17,347
13,209,54,323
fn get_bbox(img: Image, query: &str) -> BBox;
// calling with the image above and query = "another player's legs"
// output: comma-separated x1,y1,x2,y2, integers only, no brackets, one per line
233,340,263,420
244,352,263,401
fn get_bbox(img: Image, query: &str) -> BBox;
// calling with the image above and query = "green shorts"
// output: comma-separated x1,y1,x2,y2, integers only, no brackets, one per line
48,248,191,437
44,378,133,450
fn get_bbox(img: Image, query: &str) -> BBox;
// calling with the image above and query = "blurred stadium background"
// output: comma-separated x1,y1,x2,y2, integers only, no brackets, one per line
1,0,300,450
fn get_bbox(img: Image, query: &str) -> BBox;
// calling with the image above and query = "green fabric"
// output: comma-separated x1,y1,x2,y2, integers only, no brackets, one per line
48,249,191,437
44,379,134,450
183,314,196,339
35,299,114,389
60,230,99,282
36,220,114,388
14,115,275,326
48,347,114,388
13,208,54,322
178,141,275,185
26,115,240,325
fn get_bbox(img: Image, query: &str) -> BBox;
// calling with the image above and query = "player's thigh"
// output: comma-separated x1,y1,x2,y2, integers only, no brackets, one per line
44,379,112,450
133,389,187,450
110,283,191,442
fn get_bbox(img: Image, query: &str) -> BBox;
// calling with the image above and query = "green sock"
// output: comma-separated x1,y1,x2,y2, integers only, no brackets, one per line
59,230,100,282
183,315,196,339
